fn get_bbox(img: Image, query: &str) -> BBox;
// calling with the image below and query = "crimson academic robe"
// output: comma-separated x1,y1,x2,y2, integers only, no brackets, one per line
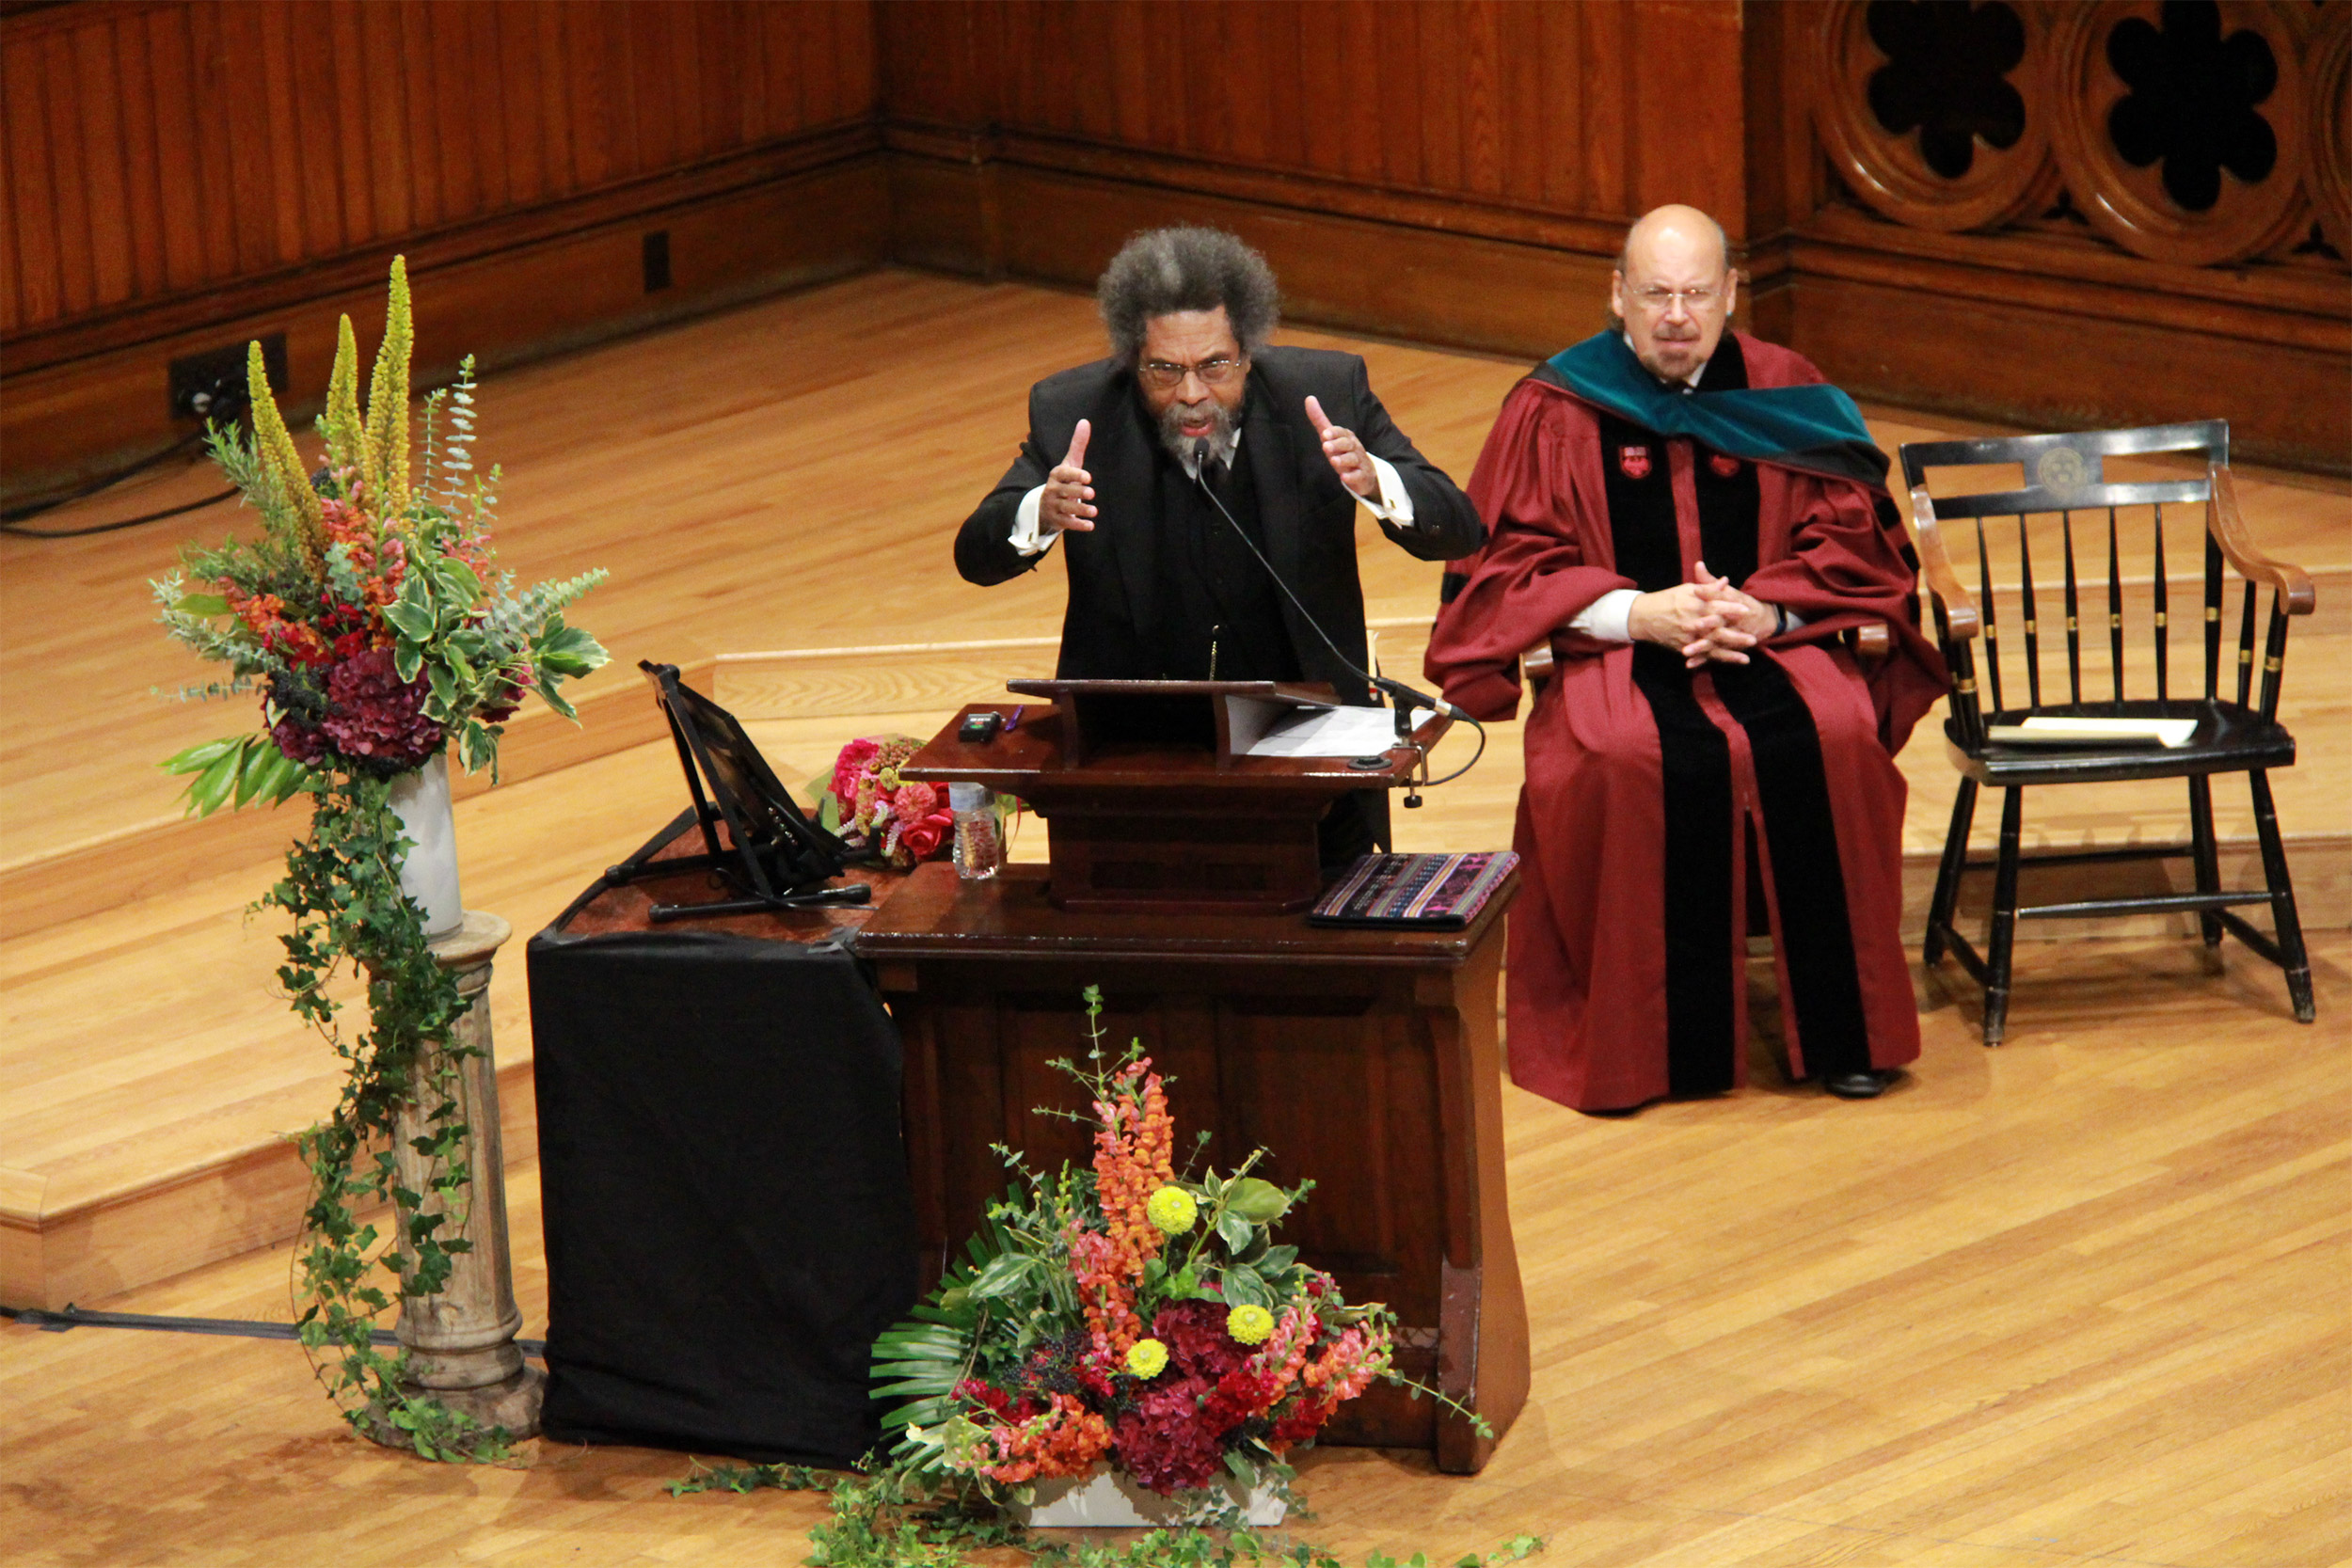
1425,331,1945,1112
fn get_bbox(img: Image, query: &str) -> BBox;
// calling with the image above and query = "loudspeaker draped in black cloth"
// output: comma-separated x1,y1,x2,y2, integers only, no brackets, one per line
526,927,920,1465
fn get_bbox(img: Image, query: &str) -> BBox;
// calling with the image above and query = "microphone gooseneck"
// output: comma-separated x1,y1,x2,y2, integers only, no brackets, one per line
1184,440,1467,727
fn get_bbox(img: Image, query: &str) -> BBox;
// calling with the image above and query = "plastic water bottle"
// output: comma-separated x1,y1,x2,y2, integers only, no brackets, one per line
951,782,1002,880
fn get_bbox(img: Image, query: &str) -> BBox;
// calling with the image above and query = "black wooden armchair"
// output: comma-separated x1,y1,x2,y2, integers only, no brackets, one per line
1899,420,2315,1044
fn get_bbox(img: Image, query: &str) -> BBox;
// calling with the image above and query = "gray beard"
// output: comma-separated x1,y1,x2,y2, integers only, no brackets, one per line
1155,399,1240,467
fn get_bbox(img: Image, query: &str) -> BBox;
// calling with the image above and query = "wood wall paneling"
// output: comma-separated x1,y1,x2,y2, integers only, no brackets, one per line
0,0,883,496
910,0,1747,231
7,1,2346,490
0,0,881,353
1,157,888,494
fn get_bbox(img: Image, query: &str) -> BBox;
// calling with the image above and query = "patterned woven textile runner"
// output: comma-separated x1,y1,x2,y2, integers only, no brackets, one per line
1309,851,1519,928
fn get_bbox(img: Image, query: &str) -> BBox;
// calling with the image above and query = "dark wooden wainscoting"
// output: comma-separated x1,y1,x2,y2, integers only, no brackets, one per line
1,0,884,494
7,0,2344,495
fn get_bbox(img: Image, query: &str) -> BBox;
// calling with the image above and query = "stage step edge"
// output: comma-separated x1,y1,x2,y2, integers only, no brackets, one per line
0,1056,537,1314
0,659,713,944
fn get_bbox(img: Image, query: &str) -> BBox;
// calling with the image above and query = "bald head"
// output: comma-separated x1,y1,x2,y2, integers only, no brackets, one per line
1612,204,1737,385
1618,204,1730,278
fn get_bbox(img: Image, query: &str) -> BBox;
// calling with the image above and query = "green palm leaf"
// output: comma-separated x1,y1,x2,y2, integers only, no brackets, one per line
870,1212,1020,1471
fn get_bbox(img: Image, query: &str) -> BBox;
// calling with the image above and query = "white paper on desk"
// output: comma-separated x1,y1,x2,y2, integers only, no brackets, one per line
1233,701,1438,758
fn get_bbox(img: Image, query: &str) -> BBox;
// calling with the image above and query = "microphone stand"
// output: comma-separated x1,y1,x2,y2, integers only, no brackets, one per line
1187,438,1483,807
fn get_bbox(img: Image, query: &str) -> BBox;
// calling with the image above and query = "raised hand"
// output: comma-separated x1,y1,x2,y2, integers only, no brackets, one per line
1042,420,1095,534
1304,395,1379,500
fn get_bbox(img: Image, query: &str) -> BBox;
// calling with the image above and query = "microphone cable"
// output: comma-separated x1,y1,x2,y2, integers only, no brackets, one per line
1186,439,1486,794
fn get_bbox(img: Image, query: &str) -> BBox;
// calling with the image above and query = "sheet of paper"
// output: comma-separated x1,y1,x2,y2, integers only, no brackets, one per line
1239,704,1438,758
1986,715,2198,748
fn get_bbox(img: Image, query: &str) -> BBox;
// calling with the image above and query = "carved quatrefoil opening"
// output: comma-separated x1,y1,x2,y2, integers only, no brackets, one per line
2106,0,2279,213
1865,0,2030,180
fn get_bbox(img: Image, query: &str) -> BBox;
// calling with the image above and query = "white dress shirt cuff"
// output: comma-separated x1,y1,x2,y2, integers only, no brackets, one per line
1358,454,1416,527
1009,484,1059,557
1567,588,1639,642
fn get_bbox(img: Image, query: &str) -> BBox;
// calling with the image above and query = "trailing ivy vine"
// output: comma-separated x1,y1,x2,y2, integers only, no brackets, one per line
276,772,508,1460
153,258,607,1462
669,1456,1547,1568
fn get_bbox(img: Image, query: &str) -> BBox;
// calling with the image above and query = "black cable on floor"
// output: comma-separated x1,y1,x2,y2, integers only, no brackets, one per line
1,1302,546,1359
2,385,251,536
0,484,240,538
0,428,211,524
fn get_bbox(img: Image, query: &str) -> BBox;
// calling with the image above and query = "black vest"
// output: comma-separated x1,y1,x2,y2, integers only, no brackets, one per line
1145,439,1302,683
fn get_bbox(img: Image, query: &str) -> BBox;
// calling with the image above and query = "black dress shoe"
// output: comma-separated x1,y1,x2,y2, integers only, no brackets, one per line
1825,1069,1895,1100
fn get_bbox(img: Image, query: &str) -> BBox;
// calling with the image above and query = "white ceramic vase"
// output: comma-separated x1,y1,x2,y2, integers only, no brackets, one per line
389,752,465,938
1014,1465,1287,1528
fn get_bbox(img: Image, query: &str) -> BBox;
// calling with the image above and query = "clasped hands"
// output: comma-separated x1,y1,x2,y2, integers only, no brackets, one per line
1037,396,1380,536
1627,562,1781,669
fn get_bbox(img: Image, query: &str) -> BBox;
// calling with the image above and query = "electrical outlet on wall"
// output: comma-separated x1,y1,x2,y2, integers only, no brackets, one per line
169,334,287,421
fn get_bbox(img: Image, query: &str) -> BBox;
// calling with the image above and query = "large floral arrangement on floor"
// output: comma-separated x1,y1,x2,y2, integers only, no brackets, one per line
874,990,1425,1517
811,736,955,867
146,256,608,1462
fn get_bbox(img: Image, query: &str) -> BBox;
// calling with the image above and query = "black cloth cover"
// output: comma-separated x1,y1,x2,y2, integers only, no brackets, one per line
526,926,920,1464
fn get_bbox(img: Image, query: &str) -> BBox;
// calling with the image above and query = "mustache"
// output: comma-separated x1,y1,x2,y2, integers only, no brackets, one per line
1156,397,1236,455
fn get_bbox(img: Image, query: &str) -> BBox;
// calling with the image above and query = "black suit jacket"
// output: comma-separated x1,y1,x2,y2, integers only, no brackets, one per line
954,346,1482,704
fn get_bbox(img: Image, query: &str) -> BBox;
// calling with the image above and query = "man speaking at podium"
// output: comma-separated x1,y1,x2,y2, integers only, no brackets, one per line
955,226,1483,861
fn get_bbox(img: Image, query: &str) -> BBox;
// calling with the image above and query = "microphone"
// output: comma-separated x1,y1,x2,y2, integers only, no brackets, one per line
1186,437,1470,734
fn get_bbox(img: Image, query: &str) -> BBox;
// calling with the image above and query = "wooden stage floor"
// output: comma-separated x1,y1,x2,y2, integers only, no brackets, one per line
3,271,2347,1565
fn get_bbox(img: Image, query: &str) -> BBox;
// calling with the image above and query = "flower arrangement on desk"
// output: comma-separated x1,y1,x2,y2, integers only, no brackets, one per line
146,256,608,1463
811,736,955,867
872,990,1436,1523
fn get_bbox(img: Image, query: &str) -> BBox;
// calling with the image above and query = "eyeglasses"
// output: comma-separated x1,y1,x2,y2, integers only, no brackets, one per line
1139,356,1246,391
1629,283,1726,315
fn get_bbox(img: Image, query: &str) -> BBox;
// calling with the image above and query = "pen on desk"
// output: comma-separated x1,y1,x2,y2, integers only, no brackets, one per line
1006,705,1025,733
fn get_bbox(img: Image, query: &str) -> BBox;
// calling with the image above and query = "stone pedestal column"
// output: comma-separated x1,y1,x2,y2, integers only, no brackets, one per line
377,910,544,1445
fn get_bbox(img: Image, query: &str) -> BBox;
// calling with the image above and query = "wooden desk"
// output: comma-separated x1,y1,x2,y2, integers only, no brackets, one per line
854,862,1528,1474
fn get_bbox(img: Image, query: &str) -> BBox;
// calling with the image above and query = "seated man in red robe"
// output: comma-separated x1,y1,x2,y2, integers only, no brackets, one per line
1425,205,1945,1113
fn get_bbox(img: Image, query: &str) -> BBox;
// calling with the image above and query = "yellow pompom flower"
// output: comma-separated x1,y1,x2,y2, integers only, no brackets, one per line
1145,1185,1198,1235
1126,1338,1169,1379
1226,1304,1276,1345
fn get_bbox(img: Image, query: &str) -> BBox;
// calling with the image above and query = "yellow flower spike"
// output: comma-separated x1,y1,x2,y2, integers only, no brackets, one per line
363,255,415,521
1145,1185,1197,1235
1226,1305,1275,1345
246,339,325,562
324,313,365,488
1125,1338,1168,1379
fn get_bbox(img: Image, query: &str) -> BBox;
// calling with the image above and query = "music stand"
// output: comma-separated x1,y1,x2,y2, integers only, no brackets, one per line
612,661,868,921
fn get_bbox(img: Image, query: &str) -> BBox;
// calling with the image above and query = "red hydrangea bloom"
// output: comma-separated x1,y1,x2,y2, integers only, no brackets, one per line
1202,1365,1278,1431
316,646,443,773
1152,1300,1250,1384
271,714,326,766
1111,1372,1224,1495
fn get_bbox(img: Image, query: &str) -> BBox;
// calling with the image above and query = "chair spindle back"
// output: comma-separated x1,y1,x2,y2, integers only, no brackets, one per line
1899,420,2308,736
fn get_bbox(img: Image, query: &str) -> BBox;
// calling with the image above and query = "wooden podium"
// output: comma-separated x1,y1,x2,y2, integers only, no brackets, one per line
863,691,1528,1473
902,679,1438,915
